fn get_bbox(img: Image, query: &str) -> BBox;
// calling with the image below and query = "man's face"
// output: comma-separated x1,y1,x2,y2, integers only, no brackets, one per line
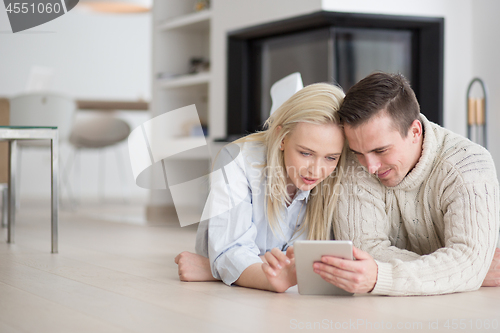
344,112,422,187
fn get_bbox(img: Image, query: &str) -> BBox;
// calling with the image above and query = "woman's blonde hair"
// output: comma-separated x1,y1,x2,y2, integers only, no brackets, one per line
236,82,346,240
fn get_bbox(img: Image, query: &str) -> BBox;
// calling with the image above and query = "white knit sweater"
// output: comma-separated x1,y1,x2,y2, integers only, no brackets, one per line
333,115,500,296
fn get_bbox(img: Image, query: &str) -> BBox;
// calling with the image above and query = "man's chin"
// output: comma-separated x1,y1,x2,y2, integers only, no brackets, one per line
380,177,402,188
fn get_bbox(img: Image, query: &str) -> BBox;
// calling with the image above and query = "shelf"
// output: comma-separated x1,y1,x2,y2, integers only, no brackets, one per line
159,72,210,89
158,10,211,32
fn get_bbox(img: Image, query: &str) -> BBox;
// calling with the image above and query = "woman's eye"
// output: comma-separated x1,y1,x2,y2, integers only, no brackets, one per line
326,157,337,161
301,152,311,157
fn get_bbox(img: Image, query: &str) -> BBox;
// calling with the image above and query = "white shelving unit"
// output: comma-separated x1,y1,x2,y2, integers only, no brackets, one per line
151,1,213,208
152,2,211,150
157,9,211,32
158,72,211,89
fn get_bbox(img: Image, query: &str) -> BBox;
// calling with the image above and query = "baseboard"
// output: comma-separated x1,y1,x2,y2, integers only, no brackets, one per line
145,204,178,223
145,204,203,229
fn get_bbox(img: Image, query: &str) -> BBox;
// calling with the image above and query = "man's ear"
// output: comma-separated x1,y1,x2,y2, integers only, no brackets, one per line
410,119,423,143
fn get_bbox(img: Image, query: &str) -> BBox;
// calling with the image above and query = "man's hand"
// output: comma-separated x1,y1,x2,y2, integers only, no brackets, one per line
313,246,378,294
482,248,500,287
261,247,297,293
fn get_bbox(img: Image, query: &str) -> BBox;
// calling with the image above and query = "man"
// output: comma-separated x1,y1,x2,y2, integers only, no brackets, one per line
314,72,500,296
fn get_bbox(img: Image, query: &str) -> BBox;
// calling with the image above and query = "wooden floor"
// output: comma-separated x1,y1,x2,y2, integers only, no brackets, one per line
1,201,500,333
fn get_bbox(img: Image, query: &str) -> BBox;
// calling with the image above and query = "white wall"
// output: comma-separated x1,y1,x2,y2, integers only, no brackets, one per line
0,6,151,202
471,0,500,179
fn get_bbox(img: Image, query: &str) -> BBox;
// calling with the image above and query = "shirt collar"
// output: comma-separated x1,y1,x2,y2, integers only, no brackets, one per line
294,188,310,203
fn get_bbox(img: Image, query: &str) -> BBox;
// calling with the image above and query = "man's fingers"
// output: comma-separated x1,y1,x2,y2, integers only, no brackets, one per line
315,263,372,294
321,256,357,273
316,248,378,294
352,246,371,260
315,268,353,292
314,262,357,281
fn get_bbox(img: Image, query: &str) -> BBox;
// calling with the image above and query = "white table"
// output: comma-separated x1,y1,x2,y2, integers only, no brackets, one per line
0,126,58,253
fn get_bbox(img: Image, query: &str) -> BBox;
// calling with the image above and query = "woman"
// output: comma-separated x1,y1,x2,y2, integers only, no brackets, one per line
175,83,346,292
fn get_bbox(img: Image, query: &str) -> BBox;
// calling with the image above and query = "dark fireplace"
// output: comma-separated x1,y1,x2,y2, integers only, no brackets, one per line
225,11,444,139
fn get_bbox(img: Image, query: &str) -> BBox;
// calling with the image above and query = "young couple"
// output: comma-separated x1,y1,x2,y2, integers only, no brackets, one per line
175,72,500,296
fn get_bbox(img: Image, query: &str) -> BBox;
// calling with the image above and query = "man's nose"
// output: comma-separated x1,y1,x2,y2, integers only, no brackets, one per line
365,155,381,174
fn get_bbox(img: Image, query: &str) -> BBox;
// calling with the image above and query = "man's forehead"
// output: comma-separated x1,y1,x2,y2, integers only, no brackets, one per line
344,115,399,152
347,136,390,153
345,117,385,135
345,110,391,127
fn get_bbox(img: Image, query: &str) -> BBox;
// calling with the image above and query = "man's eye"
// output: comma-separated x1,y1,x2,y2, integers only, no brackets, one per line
376,150,387,154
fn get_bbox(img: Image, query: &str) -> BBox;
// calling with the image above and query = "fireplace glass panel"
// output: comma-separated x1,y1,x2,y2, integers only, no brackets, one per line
227,12,443,138
334,27,413,91
259,28,331,121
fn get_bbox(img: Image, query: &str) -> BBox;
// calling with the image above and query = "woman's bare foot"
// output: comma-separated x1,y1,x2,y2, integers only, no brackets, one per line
174,251,218,282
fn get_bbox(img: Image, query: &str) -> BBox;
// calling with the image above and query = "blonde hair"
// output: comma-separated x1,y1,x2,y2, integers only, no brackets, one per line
235,83,346,240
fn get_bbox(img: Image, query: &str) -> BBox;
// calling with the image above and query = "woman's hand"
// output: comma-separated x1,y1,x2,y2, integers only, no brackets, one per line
261,247,297,293
174,251,218,282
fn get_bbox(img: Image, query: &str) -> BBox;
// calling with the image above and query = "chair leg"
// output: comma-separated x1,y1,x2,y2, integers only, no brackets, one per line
114,147,129,204
74,149,81,206
61,147,77,209
98,149,106,204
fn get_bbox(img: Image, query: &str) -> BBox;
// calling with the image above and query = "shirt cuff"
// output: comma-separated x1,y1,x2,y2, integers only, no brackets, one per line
370,260,393,295
213,247,263,286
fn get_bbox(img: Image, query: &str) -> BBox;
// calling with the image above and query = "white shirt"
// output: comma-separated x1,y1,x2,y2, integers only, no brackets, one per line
196,141,309,285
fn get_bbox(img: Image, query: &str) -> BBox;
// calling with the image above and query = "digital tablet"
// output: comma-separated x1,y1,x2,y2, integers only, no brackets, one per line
294,240,354,296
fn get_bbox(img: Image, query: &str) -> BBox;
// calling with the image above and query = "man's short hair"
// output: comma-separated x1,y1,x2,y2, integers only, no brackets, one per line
338,72,420,138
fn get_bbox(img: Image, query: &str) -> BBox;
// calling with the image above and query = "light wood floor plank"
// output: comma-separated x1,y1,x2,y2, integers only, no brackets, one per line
0,282,130,333
0,254,236,333
3,250,292,332
0,320,28,333
1,202,499,333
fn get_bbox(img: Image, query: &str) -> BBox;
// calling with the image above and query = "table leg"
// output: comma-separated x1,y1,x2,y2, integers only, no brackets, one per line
1,186,7,228
7,140,17,243
51,134,59,253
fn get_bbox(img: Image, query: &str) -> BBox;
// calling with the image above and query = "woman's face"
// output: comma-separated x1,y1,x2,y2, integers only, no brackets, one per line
281,122,344,195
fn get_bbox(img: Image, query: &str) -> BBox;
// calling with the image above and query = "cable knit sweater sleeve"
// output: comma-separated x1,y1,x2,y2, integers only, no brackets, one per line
334,117,500,296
